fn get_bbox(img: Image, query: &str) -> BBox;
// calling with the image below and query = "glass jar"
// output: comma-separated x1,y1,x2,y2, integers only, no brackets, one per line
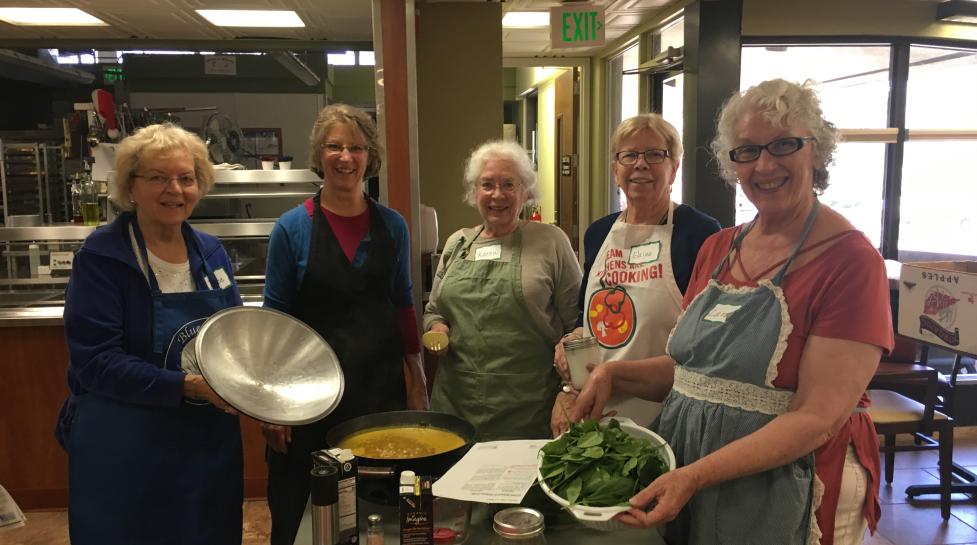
564,336,599,390
491,507,546,544
80,175,100,226
366,513,384,545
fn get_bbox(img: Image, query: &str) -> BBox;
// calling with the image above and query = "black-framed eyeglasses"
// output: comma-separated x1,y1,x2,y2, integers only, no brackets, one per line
615,149,670,166
728,136,816,163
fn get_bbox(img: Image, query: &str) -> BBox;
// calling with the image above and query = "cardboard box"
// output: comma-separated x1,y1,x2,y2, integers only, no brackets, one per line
898,261,977,356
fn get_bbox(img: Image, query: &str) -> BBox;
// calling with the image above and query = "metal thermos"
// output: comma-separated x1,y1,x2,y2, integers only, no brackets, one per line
311,465,340,545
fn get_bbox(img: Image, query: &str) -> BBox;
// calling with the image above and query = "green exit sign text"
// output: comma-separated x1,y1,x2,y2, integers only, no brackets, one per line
550,4,605,49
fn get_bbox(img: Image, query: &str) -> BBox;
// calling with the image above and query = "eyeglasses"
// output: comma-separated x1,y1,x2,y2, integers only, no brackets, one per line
478,180,521,194
615,149,670,166
323,143,369,155
728,136,816,163
134,173,197,187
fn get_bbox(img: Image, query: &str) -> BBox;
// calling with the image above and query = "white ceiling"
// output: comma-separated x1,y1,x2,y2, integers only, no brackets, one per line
0,0,678,57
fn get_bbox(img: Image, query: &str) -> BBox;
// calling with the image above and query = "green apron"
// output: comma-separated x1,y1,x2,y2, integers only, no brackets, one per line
430,224,560,441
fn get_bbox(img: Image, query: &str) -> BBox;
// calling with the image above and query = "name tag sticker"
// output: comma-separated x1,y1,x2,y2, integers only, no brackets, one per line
703,303,741,324
214,268,232,289
474,244,502,261
629,241,661,265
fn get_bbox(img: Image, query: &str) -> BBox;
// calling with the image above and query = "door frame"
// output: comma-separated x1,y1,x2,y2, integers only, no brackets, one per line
504,57,591,262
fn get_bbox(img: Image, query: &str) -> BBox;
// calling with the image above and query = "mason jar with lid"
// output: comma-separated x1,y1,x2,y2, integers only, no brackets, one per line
564,336,599,390
491,507,546,544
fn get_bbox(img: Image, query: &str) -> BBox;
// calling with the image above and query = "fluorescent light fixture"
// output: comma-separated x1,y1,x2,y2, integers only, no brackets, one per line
327,51,355,66
937,0,977,24
503,11,549,29
0,7,106,26
196,9,304,28
358,51,375,66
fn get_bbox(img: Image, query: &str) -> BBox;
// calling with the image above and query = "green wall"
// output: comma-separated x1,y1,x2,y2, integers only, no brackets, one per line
417,2,503,246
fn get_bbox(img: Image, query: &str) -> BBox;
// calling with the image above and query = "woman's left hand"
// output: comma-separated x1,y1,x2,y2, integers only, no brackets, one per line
182,374,238,415
615,466,699,529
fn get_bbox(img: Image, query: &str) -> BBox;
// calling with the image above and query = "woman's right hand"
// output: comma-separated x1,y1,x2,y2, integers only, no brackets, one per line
261,423,292,454
571,361,615,422
426,323,450,356
182,374,238,415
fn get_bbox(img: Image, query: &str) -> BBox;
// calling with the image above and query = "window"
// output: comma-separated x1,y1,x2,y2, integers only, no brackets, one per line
900,45,977,261
737,45,892,246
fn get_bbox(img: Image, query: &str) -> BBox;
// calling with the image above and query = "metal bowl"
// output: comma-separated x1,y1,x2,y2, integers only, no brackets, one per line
195,306,344,425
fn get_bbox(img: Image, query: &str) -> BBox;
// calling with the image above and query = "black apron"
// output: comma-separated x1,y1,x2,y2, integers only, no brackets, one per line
267,194,406,545
67,219,243,545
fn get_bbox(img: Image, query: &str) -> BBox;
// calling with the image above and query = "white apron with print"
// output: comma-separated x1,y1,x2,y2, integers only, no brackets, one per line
583,204,682,426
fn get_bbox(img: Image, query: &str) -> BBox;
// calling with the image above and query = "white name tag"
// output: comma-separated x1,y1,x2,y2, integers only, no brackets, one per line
629,241,661,264
703,303,741,324
474,244,502,261
213,267,232,289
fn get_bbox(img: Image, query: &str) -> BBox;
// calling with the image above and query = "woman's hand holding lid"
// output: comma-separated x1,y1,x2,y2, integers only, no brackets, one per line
260,423,292,454
182,374,238,415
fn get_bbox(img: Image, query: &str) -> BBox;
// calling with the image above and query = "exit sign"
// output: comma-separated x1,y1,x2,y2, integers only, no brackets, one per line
550,4,605,49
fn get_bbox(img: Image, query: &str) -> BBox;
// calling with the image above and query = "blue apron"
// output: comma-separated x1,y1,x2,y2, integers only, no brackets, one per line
67,220,243,545
658,201,821,545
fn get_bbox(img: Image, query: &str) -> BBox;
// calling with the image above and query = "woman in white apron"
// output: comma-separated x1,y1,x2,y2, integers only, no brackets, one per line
551,114,720,434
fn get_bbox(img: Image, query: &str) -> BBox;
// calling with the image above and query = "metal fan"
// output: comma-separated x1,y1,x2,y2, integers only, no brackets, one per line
203,113,244,164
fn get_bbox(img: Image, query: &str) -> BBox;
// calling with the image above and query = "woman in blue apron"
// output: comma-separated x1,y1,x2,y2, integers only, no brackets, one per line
551,114,720,434
261,104,428,545
57,124,244,545
424,140,581,441
572,80,892,545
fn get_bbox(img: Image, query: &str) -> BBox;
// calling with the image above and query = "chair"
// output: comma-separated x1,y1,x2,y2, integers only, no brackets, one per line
868,359,953,520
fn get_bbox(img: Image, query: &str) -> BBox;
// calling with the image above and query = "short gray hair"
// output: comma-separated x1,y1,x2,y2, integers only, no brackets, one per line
710,79,839,193
308,103,383,178
462,140,539,207
111,123,215,211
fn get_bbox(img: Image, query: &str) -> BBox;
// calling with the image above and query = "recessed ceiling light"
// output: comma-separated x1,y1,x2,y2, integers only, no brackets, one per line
196,10,305,28
0,7,107,26
502,11,549,29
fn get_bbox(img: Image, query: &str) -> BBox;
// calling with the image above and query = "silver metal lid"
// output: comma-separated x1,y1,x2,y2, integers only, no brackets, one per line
493,507,544,537
564,336,597,350
195,306,344,425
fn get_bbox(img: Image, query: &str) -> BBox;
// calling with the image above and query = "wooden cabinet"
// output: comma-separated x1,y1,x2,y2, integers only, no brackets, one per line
0,325,268,510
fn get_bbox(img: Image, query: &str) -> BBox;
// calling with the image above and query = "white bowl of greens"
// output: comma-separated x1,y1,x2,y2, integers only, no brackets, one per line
537,417,675,531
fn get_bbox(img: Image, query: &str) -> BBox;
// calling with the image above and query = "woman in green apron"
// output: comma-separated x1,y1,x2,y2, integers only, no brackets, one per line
572,80,893,545
424,140,581,441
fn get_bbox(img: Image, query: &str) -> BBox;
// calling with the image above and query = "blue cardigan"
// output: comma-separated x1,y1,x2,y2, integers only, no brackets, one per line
57,213,241,442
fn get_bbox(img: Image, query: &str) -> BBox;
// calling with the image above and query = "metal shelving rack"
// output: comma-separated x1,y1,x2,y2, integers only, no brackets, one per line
0,141,67,225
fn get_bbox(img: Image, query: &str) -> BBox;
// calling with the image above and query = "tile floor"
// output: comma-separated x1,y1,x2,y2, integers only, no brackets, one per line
4,427,977,545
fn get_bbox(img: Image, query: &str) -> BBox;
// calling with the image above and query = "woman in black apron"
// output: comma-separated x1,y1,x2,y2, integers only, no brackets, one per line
261,104,428,545
57,124,243,545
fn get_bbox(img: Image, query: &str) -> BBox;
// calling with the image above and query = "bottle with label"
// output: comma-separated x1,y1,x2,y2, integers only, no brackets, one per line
491,507,546,545
70,174,83,223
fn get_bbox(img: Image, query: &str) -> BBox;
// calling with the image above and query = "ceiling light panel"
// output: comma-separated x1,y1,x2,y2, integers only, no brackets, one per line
502,11,549,29
196,9,305,28
0,7,107,26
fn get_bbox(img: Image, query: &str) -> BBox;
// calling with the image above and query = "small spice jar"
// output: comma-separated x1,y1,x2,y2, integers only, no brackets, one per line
491,507,546,544
564,336,599,390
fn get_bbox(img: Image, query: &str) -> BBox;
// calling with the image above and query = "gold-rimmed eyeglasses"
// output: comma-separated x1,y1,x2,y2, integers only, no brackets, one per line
133,173,197,187
323,143,369,155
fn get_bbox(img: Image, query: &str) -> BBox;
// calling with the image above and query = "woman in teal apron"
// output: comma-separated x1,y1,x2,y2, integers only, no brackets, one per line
424,140,581,441
572,80,892,545
57,124,243,545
